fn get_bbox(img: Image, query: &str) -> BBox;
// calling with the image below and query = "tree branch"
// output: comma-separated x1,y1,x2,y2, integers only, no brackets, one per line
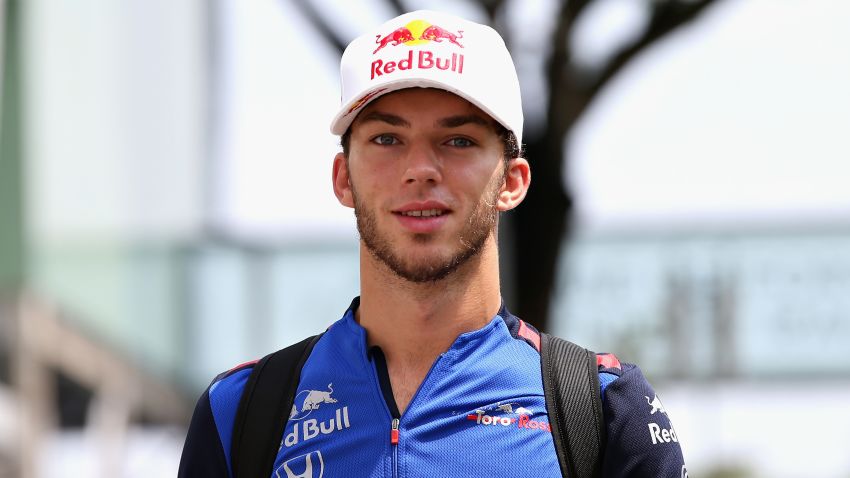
386,0,407,16
289,0,347,54
466,0,508,44
585,0,721,104
544,0,593,140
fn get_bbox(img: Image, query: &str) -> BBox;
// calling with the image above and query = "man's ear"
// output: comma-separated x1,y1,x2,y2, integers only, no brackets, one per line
497,157,531,212
333,152,355,208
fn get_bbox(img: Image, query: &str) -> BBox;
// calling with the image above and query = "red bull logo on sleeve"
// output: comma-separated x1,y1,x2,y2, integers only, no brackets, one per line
371,20,465,80
645,395,667,415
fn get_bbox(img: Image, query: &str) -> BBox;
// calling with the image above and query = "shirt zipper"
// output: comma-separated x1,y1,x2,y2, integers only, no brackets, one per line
370,347,402,478
371,346,447,478
391,417,400,478
391,417,400,445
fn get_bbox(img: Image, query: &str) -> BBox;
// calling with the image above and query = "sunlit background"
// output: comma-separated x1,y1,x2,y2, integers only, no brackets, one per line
1,0,849,476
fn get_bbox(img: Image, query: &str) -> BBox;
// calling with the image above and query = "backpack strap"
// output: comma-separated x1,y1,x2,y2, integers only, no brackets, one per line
540,333,605,478
231,334,322,478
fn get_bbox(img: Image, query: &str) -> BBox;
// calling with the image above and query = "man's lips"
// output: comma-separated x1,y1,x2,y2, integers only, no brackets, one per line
392,201,451,216
397,208,445,218
392,202,451,233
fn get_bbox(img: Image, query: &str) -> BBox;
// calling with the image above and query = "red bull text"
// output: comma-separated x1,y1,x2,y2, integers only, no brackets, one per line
371,20,465,80
371,50,464,80
284,406,351,447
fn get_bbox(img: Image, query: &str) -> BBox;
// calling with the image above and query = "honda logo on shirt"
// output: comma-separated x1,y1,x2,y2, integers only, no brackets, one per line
276,451,324,478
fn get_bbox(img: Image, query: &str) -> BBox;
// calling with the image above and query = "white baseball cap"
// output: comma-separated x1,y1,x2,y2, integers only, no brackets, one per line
329,10,524,146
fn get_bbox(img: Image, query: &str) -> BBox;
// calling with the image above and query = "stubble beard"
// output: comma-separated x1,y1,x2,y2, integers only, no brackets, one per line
352,177,502,284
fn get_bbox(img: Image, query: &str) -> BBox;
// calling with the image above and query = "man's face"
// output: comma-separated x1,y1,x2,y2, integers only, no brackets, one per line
336,88,510,283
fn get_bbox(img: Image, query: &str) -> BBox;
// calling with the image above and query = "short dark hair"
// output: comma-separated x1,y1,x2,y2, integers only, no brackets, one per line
340,122,523,163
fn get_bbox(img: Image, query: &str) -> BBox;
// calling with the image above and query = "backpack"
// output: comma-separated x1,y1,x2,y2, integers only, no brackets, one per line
230,332,605,478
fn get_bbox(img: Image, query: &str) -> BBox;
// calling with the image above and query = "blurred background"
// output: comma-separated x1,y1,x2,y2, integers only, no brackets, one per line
1,0,849,476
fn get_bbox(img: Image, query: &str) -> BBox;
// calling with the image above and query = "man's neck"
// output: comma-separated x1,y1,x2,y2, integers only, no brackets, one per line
355,240,502,413
356,241,501,358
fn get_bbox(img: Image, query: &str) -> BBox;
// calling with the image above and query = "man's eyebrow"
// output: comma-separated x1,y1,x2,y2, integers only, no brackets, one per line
437,114,491,129
357,111,410,127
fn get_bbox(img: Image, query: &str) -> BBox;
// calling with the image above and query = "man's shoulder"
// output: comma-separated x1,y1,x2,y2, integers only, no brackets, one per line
207,328,335,404
179,360,260,477
590,354,688,476
592,352,671,424
206,329,334,418
208,359,258,401
594,355,662,411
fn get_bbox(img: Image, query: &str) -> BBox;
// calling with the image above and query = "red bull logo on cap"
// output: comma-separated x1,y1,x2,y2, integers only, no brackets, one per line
373,20,464,54
371,19,465,80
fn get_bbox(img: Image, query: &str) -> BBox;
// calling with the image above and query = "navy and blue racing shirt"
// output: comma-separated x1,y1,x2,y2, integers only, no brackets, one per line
178,299,687,477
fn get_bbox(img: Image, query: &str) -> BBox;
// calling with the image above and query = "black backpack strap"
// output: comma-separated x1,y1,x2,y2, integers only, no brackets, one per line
231,334,322,478
540,333,605,478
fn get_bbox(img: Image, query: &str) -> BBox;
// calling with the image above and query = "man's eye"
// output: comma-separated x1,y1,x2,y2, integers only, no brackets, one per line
371,134,399,146
447,137,474,148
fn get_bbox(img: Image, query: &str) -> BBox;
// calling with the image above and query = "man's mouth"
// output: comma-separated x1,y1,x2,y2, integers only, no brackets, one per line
398,209,446,218
393,203,451,233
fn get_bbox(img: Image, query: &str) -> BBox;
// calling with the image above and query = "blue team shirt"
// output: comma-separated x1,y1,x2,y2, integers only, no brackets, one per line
179,299,687,477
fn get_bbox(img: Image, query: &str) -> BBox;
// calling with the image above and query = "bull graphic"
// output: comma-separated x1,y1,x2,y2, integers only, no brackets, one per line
419,26,463,48
301,383,338,412
373,27,415,54
645,395,667,415
487,403,533,415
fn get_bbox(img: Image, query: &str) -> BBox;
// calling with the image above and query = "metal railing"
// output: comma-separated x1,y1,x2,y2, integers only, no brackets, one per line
0,292,191,478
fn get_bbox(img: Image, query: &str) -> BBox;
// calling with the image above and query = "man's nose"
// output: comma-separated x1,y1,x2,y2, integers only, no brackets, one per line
402,143,442,185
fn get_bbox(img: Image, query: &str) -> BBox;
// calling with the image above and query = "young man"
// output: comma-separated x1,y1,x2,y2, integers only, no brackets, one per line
179,10,687,478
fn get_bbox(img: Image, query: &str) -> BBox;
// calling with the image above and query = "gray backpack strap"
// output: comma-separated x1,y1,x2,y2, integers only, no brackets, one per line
540,333,605,478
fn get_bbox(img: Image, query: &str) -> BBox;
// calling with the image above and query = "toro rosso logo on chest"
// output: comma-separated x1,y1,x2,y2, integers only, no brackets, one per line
466,402,552,433
371,19,465,80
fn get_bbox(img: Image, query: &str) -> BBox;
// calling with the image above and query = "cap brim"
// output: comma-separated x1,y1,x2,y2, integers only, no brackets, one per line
329,78,514,138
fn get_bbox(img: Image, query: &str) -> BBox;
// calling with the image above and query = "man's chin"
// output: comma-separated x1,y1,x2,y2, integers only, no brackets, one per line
377,245,484,283
388,256,453,282
387,263,458,284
